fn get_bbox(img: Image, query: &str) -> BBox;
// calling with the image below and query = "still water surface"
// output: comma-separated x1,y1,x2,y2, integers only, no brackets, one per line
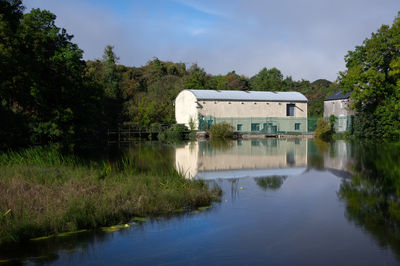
2,139,400,265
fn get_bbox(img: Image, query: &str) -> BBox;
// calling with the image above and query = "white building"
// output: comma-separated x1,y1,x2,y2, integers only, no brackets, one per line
324,90,354,132
175,90,308,133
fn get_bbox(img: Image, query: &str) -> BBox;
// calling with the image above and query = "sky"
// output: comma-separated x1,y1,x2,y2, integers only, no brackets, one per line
25,0,400,82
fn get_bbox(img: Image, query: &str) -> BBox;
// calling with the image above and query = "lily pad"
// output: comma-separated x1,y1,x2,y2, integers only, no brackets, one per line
57,229,87,237
132,217,149,222
198,206,211,211
174,208,185,213
101,224,130,232
30,235,54,241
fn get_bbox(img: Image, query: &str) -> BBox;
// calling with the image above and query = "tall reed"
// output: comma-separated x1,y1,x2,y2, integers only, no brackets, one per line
0,146,221,244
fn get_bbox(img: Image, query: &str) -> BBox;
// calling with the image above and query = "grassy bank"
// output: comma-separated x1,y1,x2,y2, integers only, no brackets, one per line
0,147,221,244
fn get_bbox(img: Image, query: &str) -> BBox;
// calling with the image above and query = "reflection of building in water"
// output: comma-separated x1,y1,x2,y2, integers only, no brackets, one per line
175,139,308,179
323,140,354,178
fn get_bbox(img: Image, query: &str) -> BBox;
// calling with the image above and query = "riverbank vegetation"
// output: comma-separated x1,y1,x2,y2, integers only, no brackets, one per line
158,124,190,143
339,12,400,139
314,119,332,141
0,147,221,244
209,122,234,139
314,115,337,141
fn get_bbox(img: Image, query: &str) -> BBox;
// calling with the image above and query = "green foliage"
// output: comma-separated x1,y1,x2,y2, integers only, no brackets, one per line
329,115,337,132
250,67,284,91
188,116,195,131
0,146,221,244
84,49,337,130
339,12,400,138
315,116,338,140
209,122,234,139
158,124,189,142
0,3,103,148
208,71,250,91
184,64,209,90
314,119,332,140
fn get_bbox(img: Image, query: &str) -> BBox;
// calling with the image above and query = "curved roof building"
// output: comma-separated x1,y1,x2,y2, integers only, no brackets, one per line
175,89,308,133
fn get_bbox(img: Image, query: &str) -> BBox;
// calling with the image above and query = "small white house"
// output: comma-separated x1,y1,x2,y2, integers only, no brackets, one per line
175,89,308,133
324,90,354,132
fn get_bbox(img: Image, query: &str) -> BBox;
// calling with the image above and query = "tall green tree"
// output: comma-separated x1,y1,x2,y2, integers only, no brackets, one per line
184,64,210,90
0,3,103,148
102,45,120,98
339,12,400,138
101,45,124,128
250,67,284,91
0,0,30,148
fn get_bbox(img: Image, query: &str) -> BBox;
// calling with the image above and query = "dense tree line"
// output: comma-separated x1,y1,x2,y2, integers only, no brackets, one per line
0,0,103,149
0,0,340,149
87,50,338,129
339,12,400,139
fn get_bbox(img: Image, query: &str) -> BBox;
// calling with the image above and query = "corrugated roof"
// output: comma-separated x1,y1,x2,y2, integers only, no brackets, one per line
325,90,351,101
187,90,307,102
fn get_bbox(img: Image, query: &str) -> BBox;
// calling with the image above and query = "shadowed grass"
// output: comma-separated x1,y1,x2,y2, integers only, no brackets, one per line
0,147,221,245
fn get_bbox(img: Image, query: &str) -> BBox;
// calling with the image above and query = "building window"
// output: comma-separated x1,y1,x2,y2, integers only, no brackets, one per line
287,104,295,116
237,124,242,131
295,123,300,130
251,123,260,132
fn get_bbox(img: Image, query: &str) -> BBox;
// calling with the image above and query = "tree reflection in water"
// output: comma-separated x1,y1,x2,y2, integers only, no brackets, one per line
254,176,287,191
338,142,400,256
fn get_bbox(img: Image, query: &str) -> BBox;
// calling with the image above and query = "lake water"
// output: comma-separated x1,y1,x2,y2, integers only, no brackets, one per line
2,139,400,265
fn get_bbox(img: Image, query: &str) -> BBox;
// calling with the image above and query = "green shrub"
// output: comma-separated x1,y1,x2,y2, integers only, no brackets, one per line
329,115,337,132
209,122,234,139
188,116,195,131
158,124,189,142
315,119,332,141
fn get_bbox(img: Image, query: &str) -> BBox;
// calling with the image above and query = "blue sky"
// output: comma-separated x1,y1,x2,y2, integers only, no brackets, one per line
25,0,400,81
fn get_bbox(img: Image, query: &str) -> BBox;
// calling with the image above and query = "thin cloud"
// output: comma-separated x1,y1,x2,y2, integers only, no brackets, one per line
24,0,400,82
171,0,226,17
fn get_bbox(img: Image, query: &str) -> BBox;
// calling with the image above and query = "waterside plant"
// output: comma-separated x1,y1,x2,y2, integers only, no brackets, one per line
209,122,234,139
0,147,221,245
158,124,190,143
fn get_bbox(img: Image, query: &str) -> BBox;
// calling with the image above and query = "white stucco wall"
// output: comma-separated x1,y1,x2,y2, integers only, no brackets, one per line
323,99,355,132
323,99,354,117
175,90,199,129
175,90,308,130
197,100,307,118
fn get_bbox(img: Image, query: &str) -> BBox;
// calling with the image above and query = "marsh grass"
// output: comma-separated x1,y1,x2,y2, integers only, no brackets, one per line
0,146,221,245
